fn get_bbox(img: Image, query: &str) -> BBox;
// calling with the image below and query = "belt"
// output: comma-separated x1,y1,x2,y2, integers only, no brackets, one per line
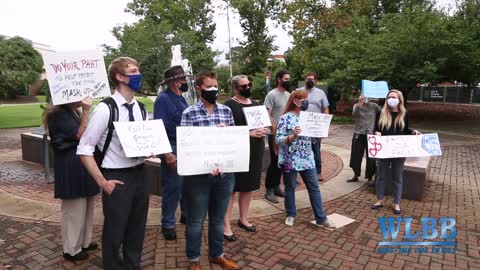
102,163,144,172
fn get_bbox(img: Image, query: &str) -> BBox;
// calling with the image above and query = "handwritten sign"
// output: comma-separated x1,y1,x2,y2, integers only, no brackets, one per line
367,133,442,159
298,111,333,138
362,80,389,98
43,50,111,105
113,120,172,158
242,105,271,129
176,126,250,176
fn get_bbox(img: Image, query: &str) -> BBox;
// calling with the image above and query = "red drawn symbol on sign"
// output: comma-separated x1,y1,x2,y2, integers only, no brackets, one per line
368,135,382,157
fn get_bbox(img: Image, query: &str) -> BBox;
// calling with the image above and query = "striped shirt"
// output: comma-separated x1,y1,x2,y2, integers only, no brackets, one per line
181,101,235,127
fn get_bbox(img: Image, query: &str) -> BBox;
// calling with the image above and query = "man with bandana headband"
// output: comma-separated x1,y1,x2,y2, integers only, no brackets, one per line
300,71,330,181
77,57,150,269
154,65,189,241
180,71,239,270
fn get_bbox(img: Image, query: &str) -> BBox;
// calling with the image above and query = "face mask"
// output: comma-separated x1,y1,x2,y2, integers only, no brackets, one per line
281,80,291,90
239,88,252,98
201,87,218,104
122,74,142,93
305,80,315,89
300,100,309,111
179,83,189,92
387,97,400,107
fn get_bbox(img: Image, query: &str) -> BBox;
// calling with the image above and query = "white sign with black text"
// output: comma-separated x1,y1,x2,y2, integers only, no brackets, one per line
298,111,333,138
242,105,272,129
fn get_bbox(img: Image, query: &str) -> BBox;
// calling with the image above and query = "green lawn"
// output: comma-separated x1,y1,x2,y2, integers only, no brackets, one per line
0,98,154,129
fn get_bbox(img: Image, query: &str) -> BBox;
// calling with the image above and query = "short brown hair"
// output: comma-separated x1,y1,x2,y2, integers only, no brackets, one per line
108,57,139,86
195,70,217,87
304,71,317,80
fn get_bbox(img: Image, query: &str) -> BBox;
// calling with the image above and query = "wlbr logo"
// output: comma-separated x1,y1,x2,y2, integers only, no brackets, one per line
377,217,457,254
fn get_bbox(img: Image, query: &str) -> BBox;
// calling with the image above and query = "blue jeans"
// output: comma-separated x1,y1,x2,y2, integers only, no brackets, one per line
282,167,327,224
161,144,184,229
312,138,322,174
183,173,234,261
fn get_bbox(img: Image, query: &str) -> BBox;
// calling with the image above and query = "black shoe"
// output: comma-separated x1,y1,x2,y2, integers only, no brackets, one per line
162,227,177,240
367,181,376,187
393,209,401,215
180,215,186,225
237,220,256,232
371,204,383,210
346,177,359,183
63,250,89,261
82,243,98,252
224,234,237,242
273,187,284,198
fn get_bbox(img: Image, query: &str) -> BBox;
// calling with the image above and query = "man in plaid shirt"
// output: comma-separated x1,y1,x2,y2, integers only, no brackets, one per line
180,71,239,270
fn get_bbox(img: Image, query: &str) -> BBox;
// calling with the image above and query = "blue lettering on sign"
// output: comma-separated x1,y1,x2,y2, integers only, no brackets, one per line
377,217,456,247
421,134,442,155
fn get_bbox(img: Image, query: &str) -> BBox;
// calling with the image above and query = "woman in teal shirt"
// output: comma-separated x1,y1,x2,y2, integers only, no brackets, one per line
276,89,336,228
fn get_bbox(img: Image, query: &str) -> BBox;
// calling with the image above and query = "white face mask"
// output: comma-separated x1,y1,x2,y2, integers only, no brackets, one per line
387,97,400,107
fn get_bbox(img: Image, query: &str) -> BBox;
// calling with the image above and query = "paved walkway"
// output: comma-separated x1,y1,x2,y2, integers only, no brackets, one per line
0,125,479,269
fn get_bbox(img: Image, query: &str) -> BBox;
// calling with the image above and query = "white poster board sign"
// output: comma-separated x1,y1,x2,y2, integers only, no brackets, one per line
298,111,333,138
367,133,442,159
113,120,172,158
176,126,250,176
43,50,111,105
242,105,271,129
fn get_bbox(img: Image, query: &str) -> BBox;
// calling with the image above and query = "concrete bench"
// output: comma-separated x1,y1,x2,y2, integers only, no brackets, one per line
382,156,431,201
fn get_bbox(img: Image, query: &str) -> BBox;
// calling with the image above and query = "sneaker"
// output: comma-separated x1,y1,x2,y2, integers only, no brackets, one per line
317,219,337,229
264,192,279,203
285,216,295,226
63,250,89,262
273,186,285,198
162,227,177,240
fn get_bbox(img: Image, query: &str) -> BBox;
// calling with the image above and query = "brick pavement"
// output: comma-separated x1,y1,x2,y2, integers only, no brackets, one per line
1,125,479,269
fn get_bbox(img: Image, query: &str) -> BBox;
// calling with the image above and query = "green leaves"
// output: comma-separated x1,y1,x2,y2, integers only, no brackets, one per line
0,37,43,99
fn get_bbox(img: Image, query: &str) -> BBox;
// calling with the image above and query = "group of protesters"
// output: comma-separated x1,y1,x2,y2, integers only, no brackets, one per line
43,55,420,270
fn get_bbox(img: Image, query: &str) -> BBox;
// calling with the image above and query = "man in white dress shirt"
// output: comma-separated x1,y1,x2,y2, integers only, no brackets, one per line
77,57,149,270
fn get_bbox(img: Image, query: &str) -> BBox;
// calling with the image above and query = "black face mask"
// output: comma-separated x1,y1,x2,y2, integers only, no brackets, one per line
239,88,252,98
201,89,218,104
179,83,189,92
306,80,315,89
281,80,291,90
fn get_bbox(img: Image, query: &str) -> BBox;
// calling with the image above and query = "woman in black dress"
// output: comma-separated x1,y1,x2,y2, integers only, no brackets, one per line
223,75,268,241
43,96,99,261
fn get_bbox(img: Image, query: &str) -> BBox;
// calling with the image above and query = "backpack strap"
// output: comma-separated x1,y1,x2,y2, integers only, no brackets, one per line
95,97,118,168
137,100,147,120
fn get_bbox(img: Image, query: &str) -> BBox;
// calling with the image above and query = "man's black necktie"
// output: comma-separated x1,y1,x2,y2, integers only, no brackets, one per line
123,103,135,122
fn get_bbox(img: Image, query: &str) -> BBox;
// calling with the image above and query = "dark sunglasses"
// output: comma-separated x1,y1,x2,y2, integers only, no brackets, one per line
237,82,252,89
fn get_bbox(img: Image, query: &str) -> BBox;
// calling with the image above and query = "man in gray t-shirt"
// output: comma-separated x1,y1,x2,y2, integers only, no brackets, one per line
302,72,329,181
263,70,292,203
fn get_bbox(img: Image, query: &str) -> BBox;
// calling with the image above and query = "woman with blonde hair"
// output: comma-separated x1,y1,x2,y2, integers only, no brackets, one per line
276,89,335,228
371,89,420,214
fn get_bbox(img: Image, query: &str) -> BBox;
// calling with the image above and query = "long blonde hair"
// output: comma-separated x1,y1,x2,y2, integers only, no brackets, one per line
378,89,406,130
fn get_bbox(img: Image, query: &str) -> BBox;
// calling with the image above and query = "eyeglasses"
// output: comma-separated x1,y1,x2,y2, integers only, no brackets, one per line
236,82,252,89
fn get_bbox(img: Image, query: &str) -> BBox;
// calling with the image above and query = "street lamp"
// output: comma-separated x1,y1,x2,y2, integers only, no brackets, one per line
266,58,273,92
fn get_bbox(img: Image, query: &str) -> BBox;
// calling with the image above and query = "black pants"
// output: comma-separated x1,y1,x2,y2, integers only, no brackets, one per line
265,134,282,189
102,164,149,270
349,133,376,179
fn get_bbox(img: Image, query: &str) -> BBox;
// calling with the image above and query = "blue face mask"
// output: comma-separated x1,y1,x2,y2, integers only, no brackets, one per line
122,74,143,92
300,100,309,111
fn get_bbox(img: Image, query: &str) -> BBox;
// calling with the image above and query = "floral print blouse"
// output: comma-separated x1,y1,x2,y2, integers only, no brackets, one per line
276,112,315,171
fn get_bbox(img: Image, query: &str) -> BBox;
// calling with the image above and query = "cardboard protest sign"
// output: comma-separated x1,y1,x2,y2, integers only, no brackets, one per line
367,133,442,159
176,126,250,175
298,111,333,138
242,105,271,129
43,50,111,105
362,80,389,98
114,120,172,158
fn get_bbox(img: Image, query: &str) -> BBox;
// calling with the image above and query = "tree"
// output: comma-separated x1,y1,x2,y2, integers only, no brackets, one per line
0,36,43,99
229,0,279,75
105,0,219,92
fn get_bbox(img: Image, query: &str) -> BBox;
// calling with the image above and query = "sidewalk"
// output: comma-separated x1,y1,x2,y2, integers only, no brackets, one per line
0,125,479,269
